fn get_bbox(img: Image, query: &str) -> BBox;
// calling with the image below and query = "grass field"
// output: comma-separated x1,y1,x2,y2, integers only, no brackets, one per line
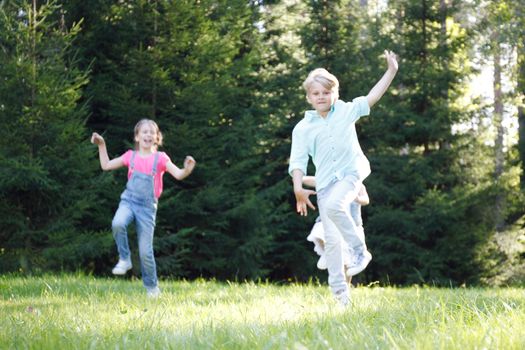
1,274,525,349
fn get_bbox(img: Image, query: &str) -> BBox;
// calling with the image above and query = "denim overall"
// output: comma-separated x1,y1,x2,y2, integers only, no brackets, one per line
112,151,159,290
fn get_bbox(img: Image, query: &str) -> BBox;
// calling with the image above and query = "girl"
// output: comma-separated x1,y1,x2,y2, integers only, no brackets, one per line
91,119,196,297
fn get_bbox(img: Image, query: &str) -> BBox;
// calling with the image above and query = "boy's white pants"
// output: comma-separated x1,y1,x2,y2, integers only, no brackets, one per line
307,222,365,268
317,175,366,296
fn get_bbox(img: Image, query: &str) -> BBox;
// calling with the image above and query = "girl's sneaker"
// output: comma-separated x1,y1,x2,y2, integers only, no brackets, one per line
111,259,132,275
317,255,327,270
147,286,161,298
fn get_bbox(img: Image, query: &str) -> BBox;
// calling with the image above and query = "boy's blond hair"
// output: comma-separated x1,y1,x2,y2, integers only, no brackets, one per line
302,68,339,98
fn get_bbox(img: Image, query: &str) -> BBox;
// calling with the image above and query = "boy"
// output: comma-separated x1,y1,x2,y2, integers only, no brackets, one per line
289,50,398,306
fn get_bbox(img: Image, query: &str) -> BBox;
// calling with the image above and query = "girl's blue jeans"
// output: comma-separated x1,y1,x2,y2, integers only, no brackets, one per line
112,196,158,289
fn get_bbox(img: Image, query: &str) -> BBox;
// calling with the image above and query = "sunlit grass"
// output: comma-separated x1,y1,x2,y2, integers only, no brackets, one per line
1,274,525,349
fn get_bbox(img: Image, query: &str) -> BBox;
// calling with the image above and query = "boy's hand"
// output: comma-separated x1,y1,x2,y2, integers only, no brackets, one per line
183,156,196,173
367,49,398,107
91,132,105,146
384,50,398,72
294,188,316,216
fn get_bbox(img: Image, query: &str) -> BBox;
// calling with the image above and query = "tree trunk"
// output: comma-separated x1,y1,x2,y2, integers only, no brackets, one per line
518,38,525,189
151,0,158,118
439,0,450,150
492,31,505,230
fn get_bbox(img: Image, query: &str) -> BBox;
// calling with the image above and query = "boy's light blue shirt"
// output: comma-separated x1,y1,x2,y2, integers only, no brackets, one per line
288,96,371,191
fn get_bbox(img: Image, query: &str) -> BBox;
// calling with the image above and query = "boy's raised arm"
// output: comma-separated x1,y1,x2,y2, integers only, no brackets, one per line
366,50,398,108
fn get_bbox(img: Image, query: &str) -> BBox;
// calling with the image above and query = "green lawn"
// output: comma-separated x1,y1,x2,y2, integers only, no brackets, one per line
1,274,524,349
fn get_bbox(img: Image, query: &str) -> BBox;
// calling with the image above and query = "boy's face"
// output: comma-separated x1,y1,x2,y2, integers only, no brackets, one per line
306,82,337,115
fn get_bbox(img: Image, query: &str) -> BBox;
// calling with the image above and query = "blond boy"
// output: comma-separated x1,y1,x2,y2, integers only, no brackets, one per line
288,50,398,306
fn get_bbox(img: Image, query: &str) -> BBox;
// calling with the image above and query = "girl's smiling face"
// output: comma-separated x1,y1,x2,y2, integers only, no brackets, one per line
306,82,337,117
135,122,158,152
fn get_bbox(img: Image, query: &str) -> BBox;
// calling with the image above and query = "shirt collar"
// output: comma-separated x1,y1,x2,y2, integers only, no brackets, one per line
304,103,336,122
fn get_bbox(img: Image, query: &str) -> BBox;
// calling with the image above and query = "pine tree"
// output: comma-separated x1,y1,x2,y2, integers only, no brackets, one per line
362,0,493,284
0,0,110,273
151,0,273,279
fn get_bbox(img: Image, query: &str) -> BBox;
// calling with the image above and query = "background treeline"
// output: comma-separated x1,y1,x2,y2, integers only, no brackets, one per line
1,0,524,286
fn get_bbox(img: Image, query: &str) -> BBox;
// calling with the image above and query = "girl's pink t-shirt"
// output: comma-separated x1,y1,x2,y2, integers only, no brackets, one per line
121,150,171,199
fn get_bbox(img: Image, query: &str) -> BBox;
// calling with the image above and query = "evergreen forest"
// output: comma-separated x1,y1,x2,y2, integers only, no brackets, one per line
1,0,525,286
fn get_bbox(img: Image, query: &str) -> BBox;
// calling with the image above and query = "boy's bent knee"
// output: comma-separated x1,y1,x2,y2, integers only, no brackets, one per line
325,202,345,218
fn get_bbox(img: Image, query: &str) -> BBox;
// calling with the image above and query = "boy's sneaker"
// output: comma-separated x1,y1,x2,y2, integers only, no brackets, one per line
346,250,372,277
334,290,350,307
146,286,161,298
112,259,132,275
317,255,327,270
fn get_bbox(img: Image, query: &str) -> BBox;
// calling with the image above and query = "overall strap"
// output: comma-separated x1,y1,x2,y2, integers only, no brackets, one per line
151,152,160,176
130,151,137,170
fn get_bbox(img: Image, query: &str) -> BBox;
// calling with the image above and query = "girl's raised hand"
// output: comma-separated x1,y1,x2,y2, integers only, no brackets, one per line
183,156,196,172
91,132,105,146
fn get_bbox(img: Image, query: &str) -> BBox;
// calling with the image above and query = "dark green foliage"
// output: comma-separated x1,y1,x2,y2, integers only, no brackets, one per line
0,0,522,285
0,0,110,273
357,0,500,285
58,0,275,280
